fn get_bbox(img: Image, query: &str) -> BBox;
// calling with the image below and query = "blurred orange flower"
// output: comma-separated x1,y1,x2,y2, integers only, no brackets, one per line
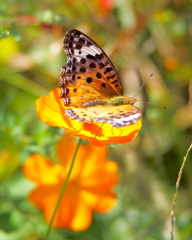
164,55,179,70
36,88,142,147
23,135,118,231
98,0,114,15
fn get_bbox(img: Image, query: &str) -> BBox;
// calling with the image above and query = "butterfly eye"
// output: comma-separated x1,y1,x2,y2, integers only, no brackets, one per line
126,98,135,105
129,98,137,105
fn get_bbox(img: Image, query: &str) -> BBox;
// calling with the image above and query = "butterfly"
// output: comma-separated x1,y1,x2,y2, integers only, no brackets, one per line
59,29,142,128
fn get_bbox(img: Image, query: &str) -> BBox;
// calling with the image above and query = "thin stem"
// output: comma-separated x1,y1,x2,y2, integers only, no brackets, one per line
44,138,82,240
170,143,192,240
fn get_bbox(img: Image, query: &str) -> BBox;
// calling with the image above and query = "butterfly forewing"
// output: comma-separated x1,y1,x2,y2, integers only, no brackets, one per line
59,29,123,107
59,29,142,129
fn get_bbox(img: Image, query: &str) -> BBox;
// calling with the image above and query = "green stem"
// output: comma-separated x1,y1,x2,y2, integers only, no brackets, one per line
44,138,82,240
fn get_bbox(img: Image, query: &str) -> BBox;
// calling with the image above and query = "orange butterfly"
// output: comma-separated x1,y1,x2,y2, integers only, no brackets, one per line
59,29,141,128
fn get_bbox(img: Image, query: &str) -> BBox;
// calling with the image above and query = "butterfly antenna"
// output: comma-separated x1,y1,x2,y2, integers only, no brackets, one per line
132,74,167,109
132,74,153,99
136,100,168,109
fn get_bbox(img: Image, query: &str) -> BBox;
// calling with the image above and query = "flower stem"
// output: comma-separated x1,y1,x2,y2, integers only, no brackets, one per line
44,138,82,240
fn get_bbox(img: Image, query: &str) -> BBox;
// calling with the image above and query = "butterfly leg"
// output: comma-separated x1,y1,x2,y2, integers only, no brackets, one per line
111,126,114,136
94,122,105,139
118,129,123,137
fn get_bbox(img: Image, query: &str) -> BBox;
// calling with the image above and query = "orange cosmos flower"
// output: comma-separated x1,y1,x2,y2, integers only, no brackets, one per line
23,135,118,231
36,88,142,147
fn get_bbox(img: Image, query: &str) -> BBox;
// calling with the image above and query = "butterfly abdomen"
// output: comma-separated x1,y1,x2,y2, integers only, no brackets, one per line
82,96,137,108
82,99,109,107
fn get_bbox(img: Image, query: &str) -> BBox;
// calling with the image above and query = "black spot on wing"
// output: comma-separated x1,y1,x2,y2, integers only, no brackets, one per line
86,77,92,84
72,66,76,71
86,54,96,61
78,38,85,44
65,88,69,95
73,30,80,36
80,58,86,64
106,74,116,80
99,63,105,69
96,72,102,79
104,67,113,74
80,67,86,73
95,54,102,60
76,44,82,49
89,62,96,68
110,79,118,84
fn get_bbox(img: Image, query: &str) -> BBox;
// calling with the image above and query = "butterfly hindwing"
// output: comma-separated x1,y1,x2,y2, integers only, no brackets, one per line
65,105,142,128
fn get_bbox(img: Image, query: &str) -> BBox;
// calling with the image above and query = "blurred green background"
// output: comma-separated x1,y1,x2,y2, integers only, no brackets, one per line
0,0,192,239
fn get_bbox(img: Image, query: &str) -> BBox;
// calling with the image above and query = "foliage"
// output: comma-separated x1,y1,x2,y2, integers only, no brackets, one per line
0,0,192,239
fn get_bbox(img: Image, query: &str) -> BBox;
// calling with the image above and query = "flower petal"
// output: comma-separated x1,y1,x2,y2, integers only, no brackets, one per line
23,154,62,185
71,120,142,147
36,89,142,146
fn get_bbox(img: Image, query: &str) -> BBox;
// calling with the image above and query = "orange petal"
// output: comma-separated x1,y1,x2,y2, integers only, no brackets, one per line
79,160,118,212
36,91,72,129
23,154,63,185
70,199,92,231
56,135,94,179
52,190,93,231
72,120,142,147
80,190,117,212
30,185,92,231
56,135,75,166
81,160,118,186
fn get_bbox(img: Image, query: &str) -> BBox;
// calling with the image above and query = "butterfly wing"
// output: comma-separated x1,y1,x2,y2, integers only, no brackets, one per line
59,29,123,107
65,105,142,128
